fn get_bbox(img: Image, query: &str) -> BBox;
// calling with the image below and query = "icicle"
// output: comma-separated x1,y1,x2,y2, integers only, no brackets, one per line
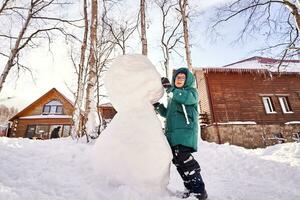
182,104,190,125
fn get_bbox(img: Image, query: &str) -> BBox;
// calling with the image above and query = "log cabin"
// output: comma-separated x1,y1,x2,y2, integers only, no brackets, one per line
8,88,117,139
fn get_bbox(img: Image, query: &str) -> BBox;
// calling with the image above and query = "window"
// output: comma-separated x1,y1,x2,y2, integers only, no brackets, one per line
62,125,71,137
278,96,293,113
35,125,49,139
262,97,276,114
25,125,36,138
43,100,63,114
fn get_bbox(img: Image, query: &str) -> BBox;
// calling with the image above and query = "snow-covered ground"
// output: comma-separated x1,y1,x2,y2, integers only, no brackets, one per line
0,137,300,200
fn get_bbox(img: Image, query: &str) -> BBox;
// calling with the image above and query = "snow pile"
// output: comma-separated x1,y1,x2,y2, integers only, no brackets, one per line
91,54,172,193
285,121,300,125
1,137,300,200
254,142,300,167
196,141,300,200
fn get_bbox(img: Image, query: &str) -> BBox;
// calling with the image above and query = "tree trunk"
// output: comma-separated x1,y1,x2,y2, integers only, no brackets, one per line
179,0,192,71
140,0,148,55
0,3,33,94
283,0,300,32
83,0,98,142
72,0,88,139
0,0,10,14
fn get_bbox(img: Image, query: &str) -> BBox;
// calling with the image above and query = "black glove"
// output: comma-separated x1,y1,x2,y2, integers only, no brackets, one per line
153,102,160,108
161,77,171,90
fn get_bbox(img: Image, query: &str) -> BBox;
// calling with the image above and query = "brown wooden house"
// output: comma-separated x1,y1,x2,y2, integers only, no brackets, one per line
98,103,117,124
9,88,75,139
195,57,300,148
8,88,118,139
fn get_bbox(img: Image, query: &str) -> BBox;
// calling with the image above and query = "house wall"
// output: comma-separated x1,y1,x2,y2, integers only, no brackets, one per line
99,107,117,120
203,72,300,124
201,124,300,148
11,118,72,138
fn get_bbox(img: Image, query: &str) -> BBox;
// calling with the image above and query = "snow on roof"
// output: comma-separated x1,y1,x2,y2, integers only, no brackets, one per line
198,56,300,74
222,56,300,73
99,103,113,107
19,115,72,119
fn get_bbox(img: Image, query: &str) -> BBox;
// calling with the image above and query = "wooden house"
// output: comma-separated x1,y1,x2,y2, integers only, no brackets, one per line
98,103,117,124
9,88,74,139
8,88,118,139
195,56,300,148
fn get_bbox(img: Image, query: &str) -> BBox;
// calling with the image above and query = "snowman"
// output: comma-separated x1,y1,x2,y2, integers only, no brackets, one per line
92,54,172,192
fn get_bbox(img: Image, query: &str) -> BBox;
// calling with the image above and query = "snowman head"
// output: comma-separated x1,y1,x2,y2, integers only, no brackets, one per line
105,54,164,112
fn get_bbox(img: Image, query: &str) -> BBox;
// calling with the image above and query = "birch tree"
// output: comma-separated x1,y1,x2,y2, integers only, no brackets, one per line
140,0,148,55
72,0,89,139
0,0,10,14
0,0,80,94
92,0,117,138
212,0,300,64
83,0,98,142
178,0,192,71
155,0,183,77
104,18,138,55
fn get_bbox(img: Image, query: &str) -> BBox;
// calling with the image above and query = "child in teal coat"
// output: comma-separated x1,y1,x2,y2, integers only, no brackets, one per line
154,68,207,200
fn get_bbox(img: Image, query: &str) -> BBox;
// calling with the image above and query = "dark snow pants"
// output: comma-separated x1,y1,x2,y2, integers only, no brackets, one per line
172,145,205,194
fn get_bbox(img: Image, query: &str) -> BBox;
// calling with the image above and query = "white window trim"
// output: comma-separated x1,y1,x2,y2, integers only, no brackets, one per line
278,96,293,114
262,96,277,114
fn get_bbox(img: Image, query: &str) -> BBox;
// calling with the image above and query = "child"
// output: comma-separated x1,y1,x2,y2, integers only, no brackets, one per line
154,68,207,200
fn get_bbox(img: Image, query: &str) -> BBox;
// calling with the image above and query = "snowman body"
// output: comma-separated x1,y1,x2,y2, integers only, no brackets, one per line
93,55,172,192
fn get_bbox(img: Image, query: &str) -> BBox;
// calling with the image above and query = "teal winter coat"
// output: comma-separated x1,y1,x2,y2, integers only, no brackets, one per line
155,68,199,152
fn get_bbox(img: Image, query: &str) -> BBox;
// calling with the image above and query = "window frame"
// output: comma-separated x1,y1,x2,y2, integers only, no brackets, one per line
278,96,293,114
42,100,64,115
262,96,277,114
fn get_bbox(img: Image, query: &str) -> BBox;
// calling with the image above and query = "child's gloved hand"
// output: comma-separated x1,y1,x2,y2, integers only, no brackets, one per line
153,102,160,108
161,77,171,90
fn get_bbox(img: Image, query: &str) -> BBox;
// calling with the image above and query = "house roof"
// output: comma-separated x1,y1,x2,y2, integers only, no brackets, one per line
99,103,113,107
196,56,300,74
9,88,74,121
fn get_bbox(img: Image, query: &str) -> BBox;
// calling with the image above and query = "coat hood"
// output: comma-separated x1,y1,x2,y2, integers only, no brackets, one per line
172,68,196,89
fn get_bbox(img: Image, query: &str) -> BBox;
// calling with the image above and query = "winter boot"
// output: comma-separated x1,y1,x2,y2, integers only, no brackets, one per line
191,190,208,200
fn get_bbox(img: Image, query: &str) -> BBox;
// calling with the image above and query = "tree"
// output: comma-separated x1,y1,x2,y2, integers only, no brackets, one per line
140,0,148,55
0,104,17,124
179,0,193,71
212,0,300,66
71,0,89,139
83,0,98,142
104,17,138,55
93,0,117,138
155,0,183,77
0,0,80,94
0,0,10,14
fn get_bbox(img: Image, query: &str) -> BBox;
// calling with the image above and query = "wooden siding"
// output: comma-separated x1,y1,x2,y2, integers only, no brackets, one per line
98,107,117,120
204,72,300,124
12,118,72,138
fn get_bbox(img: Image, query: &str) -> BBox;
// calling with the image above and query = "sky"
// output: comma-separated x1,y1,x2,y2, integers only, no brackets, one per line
0,0,268,110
